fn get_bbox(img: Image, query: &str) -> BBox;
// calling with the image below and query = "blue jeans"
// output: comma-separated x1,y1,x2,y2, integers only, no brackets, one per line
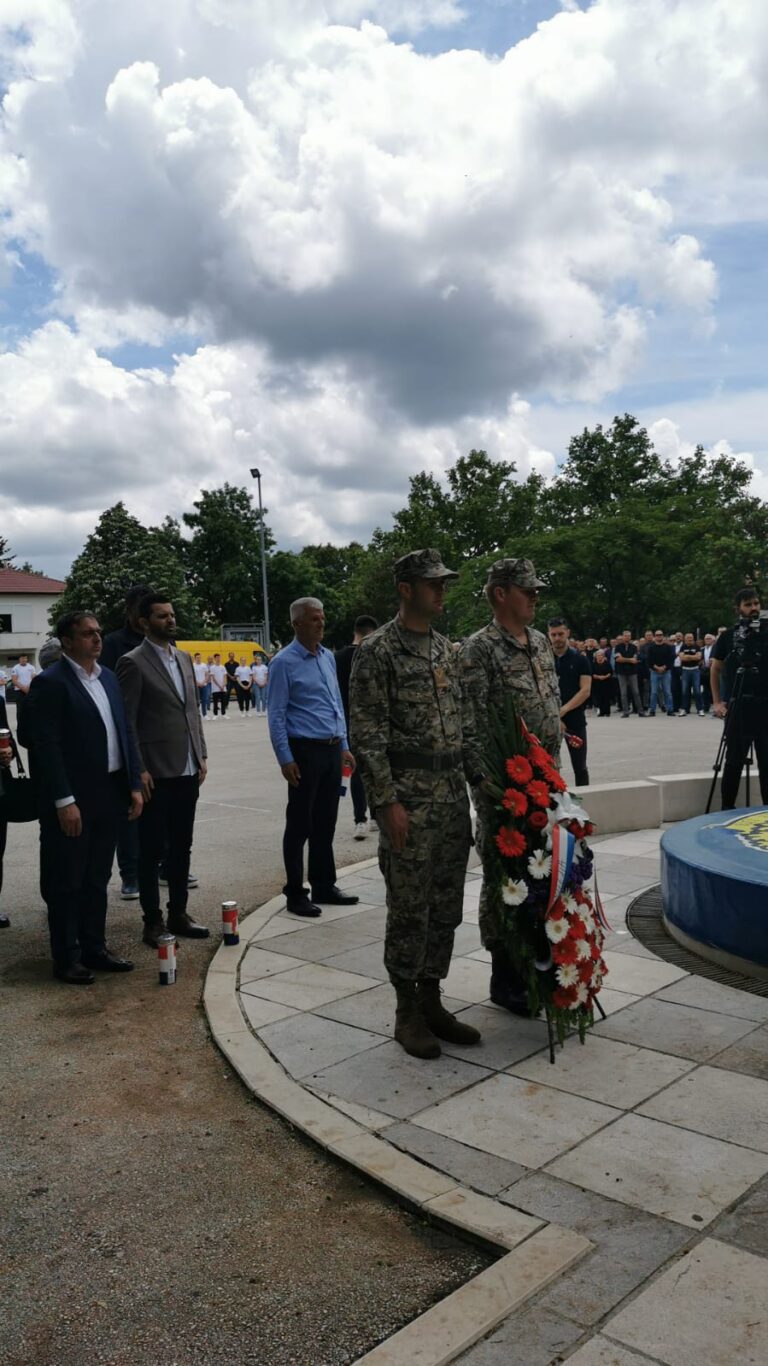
649,671,673,714
251,685,267,713
681,668,703,712
199,683,211,716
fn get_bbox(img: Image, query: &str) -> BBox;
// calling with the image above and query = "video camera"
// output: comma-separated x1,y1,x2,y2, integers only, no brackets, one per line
733,609,768,668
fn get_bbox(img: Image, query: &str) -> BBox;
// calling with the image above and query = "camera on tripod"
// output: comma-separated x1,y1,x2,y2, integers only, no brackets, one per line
732,609,768,669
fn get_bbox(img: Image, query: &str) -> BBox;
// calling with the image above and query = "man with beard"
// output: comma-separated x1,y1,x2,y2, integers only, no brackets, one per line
460,558,561,1016
350,550,480,1059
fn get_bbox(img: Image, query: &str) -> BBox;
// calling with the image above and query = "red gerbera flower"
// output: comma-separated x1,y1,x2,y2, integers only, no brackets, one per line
495,826,527,859
578,959,593,983
547,770,567,792
529,746,551,772
552,987,578,1009
528,809,548,831
567,915,587,940
502,788,528,817
526,779,551,809
552,937,579,965
505,755,533,784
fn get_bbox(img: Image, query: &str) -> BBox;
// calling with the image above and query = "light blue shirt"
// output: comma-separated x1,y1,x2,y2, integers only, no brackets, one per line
268,638,347,767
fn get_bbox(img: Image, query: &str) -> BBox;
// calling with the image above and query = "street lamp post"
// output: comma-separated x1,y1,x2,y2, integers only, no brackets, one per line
250,467,271,652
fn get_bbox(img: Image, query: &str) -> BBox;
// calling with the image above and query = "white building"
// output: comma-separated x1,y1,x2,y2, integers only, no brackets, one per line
0,567,66,669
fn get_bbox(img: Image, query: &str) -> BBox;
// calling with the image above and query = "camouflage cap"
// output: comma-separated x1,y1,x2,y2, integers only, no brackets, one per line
485,557,547,591
393,548,459,584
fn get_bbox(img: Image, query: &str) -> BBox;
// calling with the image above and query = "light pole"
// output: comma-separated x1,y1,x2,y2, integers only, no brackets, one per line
250,467,271,652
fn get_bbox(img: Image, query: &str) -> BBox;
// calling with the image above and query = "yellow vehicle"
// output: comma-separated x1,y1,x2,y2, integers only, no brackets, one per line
176,640,268,661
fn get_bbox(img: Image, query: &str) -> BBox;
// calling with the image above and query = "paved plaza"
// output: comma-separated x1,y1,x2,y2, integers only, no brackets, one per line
215,822,768,1364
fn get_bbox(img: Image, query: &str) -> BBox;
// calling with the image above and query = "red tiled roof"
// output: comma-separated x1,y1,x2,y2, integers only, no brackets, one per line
0,567,66,594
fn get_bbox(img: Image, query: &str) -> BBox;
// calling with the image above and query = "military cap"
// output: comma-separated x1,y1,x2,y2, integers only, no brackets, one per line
393,548,459,584
485,557,547,591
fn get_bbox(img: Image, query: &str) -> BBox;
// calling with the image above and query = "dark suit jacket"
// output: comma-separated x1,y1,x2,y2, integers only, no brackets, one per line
116,640,207,781
26,660,142,809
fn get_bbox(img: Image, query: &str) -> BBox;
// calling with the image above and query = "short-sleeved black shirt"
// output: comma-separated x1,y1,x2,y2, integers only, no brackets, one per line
554,648,592,718
679,645,702,668
614,641,638,673
712,624,768,700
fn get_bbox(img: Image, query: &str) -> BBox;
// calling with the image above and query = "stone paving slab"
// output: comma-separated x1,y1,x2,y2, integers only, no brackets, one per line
204,827,768,1365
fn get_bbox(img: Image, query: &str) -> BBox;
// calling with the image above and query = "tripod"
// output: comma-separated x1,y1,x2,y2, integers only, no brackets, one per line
705,665,757,813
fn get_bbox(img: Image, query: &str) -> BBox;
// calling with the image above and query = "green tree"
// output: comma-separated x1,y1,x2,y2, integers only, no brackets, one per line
0,537,15,568
51,503,202,634
183,484,274,629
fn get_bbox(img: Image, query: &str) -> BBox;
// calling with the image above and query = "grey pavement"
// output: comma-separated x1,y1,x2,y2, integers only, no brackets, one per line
229,812,768,1365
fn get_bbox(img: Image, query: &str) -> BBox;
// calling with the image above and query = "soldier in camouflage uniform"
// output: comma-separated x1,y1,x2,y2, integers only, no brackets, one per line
460,558,562,1015
350,549,481,1059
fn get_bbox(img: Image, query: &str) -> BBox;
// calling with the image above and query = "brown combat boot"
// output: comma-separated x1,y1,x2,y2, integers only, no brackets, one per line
393,980,441,1059
418,978,482,1046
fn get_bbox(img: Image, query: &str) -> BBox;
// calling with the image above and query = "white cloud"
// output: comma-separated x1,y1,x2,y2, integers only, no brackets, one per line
0,321,553,573
1,0,768,568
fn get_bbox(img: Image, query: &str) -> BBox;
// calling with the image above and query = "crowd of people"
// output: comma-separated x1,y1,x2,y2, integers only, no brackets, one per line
0,560,760,1058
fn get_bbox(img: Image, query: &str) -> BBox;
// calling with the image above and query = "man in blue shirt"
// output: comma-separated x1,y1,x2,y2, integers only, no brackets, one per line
268,598,359,916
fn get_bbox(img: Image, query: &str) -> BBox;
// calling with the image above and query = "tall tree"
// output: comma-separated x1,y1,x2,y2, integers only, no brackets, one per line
52,503,202,634
183,484,274,629
0,537,15,568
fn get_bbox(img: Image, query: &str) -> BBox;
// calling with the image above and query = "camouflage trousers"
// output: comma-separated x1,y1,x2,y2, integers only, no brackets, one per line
378,797,471,982
474,796,506,950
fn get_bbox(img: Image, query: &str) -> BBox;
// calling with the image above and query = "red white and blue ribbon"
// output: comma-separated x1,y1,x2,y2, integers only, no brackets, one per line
547,823,575,912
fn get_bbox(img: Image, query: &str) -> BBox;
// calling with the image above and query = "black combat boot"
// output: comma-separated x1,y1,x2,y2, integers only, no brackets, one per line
418,979,482,1045
392,979,441,1059
489,945,539,1018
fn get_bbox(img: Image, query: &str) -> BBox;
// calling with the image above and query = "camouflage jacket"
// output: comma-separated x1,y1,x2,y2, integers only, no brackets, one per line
459,620,562,779
349,617,471,808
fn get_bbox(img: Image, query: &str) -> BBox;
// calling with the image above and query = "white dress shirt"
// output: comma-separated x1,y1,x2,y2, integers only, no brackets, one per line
56,656,123,809
148,640,197,777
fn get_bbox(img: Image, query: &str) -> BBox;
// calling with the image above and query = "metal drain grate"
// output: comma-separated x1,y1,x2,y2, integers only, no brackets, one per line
627,885,768,998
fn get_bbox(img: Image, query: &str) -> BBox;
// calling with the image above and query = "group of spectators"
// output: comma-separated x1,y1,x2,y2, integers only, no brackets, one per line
190,651,269,717
559,628,725,719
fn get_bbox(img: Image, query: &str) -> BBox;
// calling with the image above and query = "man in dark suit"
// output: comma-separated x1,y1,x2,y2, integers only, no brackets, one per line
26,611,143,984
116,594,209,947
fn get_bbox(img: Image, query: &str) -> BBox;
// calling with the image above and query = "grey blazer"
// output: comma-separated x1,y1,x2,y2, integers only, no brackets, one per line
116,640,207,780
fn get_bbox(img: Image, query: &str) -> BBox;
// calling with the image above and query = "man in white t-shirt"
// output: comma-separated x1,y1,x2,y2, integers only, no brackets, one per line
209,653,229,719
251,656,269,714
11,654,38,726
0,665,8,702
192,653,210,718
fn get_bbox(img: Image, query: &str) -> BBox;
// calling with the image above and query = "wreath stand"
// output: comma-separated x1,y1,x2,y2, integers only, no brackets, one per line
544,994,608,1065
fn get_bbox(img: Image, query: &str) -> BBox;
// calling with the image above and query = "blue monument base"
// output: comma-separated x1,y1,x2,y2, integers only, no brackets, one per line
660,808,768,975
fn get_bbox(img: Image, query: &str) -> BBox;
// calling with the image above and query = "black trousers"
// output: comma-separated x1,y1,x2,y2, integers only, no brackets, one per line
40,775,124,968
350,767,368,823
0,814,7,902
138,775,199,922
282,739,341,897
564,713,590,786
212,691,228,715
721,702,768,809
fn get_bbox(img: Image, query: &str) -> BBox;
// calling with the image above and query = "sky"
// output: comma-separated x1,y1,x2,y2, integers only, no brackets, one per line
2,0,768,578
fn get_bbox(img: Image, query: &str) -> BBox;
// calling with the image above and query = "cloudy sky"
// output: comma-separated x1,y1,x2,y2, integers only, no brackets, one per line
2,0,768,576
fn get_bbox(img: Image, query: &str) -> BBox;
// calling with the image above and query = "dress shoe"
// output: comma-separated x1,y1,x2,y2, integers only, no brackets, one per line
142,918,166,948
311,886,359,906
0,913,10,928
53,961,95,985
167,913,210,939
82,950,135,973
285,896,322,918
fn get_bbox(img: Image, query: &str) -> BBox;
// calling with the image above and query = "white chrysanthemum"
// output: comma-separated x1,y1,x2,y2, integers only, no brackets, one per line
528,850,551,879
561,892,578,914
591,971,603,990
545,916,569,944
501,878,528,907
556,963,579,988
575,982,589,1006
575,938,591,961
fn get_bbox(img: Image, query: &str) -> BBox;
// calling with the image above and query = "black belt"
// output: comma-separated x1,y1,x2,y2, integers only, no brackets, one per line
288,735,342,746
388,749,462,772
